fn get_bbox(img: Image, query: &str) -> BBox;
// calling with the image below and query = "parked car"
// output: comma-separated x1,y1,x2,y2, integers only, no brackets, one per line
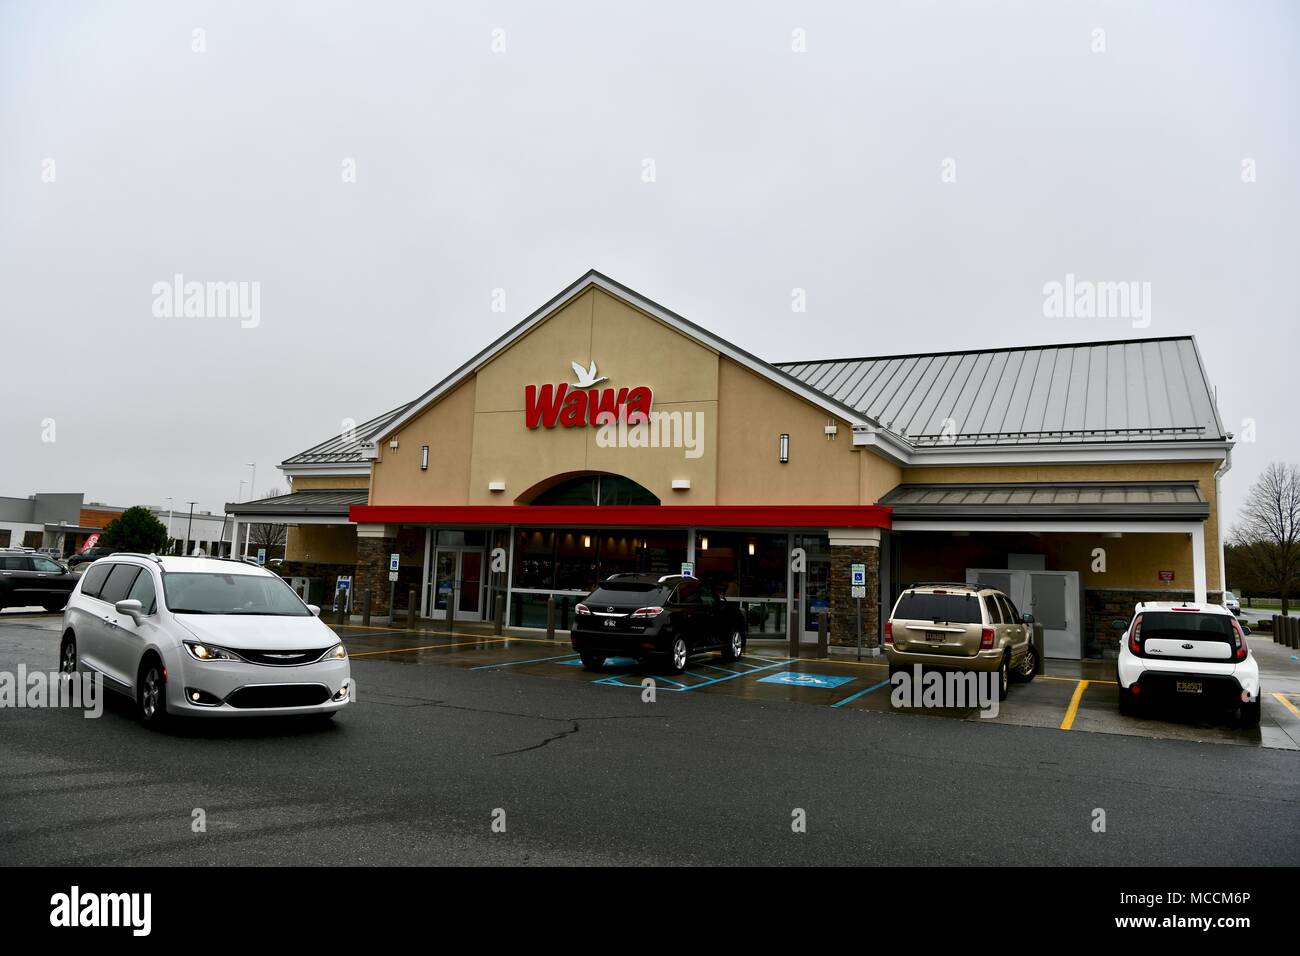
1222,590,1241,616
36,546,64,561
0,552,80,612
884,582,1037,700
66,547,117,568
1115,601,1259,726
570,573,747,673
59,554,351,725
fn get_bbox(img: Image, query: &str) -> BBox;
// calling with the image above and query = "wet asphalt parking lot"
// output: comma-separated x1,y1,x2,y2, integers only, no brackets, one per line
2,612,1298,865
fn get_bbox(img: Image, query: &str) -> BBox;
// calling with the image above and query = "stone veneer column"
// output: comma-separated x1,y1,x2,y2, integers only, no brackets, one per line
355,524,398,618
827,528,882,649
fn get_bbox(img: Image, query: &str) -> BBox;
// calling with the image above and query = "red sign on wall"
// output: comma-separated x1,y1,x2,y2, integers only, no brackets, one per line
525,362,653,429
1158,570,1175,582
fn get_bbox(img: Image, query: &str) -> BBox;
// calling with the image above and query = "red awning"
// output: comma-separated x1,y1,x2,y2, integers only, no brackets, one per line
348,504,891,529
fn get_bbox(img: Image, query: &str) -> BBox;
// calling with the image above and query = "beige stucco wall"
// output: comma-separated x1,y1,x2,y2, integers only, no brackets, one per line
289,475,370,491
286,524,357,564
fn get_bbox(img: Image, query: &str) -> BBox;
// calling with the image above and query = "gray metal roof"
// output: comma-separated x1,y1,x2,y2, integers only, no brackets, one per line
224,489,368,517
280,405,409,466
880,481,1209,520
778,336,1225,446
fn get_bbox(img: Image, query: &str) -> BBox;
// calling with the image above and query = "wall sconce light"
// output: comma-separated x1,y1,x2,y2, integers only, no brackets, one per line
420,445,429,470
582,535,591,548
779,433,790,464
700,536,709,551
748,540,755,556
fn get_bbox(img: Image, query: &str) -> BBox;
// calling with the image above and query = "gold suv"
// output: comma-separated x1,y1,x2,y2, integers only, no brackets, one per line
884,583,1038,700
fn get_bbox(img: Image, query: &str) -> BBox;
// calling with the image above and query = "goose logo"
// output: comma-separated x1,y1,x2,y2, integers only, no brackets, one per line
571,360,607,388
525,360,653,429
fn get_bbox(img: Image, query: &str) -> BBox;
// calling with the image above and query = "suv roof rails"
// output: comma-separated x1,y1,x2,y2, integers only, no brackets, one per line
906,581,982,591
113,552,166,565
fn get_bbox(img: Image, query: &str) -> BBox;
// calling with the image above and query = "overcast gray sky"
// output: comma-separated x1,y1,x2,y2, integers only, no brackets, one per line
1,0,1296,525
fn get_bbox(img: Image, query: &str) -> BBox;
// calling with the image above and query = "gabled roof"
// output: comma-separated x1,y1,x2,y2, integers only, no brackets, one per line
777,336,1226,447
280,404,409,468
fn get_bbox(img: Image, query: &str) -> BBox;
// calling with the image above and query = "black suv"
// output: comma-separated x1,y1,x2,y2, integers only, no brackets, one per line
0,552,80,612
66,547,117,569
571,573,747,673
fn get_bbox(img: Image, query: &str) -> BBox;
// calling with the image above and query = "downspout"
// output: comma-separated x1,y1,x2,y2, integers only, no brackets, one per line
1214,444,1233,594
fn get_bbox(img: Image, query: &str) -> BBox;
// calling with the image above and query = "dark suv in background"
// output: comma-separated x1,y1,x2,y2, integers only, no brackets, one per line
571,573,747,673
0,551,80,612
66,547,118,569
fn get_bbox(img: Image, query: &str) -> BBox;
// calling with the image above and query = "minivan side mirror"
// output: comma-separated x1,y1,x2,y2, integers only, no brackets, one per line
1111,618,1128,632
307,604,321,617
114,598,144,622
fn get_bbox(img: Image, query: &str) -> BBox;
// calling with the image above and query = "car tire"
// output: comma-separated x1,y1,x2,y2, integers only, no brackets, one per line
1118,687,1139,717
667,637,688,674
720,630,744,663
997,655,1010,701
59,633,77,675
137,656,169,729
1012,642,1037,683
1238,700,1261,728
579,652,605,671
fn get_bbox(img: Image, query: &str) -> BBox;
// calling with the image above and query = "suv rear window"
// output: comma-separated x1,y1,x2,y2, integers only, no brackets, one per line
587,583,670,606
893,591,984,624
1140,611,1235,642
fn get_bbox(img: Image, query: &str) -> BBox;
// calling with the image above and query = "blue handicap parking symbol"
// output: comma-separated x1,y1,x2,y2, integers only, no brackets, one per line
561,656,639,668
757,671,855,689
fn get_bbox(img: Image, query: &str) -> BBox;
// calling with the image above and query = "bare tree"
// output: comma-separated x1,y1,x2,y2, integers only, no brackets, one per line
1230,462,1300,614
247,487,288,559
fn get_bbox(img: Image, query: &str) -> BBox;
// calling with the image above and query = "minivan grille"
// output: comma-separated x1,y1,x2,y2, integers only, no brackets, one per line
238,648,331,666
225,684,331,709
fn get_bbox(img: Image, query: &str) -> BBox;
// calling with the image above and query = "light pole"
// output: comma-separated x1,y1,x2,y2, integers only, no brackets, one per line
183,501,196,556
164,497,174,554
246,462,256,501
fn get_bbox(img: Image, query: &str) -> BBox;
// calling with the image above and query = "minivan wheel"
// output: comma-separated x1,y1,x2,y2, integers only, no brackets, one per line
1013,643,1037,682
138,658,168,727
997,656,1010,700
668,637,688,674
59,635,77,674
720,630,743,663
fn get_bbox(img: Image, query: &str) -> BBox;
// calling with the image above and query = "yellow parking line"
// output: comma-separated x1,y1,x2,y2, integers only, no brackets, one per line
1060,680,1091,730
350,637,519,657
1273,693,1300,721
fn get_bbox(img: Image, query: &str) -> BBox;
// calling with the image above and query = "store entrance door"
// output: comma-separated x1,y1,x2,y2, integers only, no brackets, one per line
431,548,485,621
794,535,832,643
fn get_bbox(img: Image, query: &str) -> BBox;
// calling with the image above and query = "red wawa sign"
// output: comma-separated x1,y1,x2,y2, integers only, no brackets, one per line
525,361,653,429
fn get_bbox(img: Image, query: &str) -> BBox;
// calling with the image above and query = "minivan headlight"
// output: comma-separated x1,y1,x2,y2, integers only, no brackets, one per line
184,642,244,662
326,643,348,661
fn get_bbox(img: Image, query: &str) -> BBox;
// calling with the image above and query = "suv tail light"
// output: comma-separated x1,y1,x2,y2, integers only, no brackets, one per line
884,621,893,644
575,603,591,615
1129,615,1143,656
1230,616,1248,660
630,606,663,619
980,626,994,649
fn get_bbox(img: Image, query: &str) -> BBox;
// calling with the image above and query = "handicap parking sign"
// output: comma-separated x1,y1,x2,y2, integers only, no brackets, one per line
757,671,855,689
851,563,866,587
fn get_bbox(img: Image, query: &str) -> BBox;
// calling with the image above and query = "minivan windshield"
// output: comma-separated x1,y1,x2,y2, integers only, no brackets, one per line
893,591,984,625
163,572,310,616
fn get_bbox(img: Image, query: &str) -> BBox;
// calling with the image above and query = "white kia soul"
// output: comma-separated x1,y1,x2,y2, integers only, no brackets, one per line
1115,601,1259,727
60,554,351,725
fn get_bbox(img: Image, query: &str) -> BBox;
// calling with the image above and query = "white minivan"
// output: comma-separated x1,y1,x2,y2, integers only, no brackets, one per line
60,554,351,725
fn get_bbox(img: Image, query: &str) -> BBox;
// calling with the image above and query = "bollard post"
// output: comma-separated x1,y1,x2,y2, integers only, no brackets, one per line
1272,615,1279,643
334,589,346,626
816,610,829,657
1289,616,1298,650
789,610,801,659
494,593,505,635
361,590,371,627
1283,615,1291,648
445,587,454,635
1034,623,1046,675
546,595,556,641
407,586,417,628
